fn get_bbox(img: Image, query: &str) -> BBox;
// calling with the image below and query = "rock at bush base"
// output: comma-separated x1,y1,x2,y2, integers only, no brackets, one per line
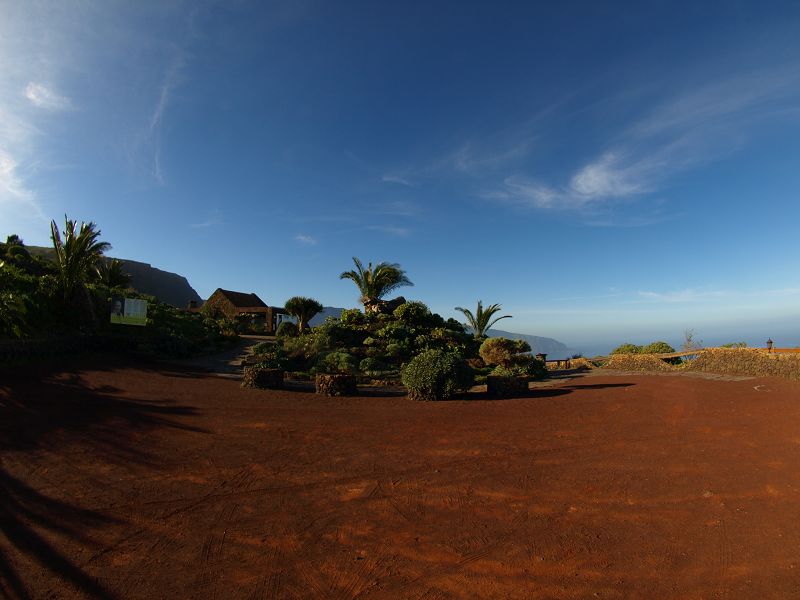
315,374,358,396
241,367,284,389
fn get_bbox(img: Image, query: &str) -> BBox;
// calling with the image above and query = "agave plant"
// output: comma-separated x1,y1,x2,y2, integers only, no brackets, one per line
284,296,323,332
454,300,511,339
339,257,413,312
50,216,111,303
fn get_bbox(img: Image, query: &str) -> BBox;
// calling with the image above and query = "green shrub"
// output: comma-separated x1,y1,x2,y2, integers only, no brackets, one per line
252,345,289,369
401,349,473,401
359,357,389,376
611,343,643,354
641,341,675,354
276,321,298,338
339,308,367,326
527,357,548,380
393,301,430,324
252,341,277,354
479,337,531,367
317,351,359,374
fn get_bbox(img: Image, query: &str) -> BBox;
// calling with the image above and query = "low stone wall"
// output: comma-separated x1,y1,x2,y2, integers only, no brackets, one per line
241,367,284,389
315,374,358,396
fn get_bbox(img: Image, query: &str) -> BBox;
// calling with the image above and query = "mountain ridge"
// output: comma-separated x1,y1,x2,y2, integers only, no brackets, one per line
27,246,202,308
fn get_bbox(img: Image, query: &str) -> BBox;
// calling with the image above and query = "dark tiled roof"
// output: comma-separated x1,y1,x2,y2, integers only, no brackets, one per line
215,289,268,308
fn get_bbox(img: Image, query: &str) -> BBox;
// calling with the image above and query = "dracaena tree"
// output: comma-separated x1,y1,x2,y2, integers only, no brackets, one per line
454,300,511,339
339,257,413,312
284,296,323,332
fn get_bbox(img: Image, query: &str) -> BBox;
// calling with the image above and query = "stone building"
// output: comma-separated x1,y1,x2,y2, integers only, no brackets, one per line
194,288,290,333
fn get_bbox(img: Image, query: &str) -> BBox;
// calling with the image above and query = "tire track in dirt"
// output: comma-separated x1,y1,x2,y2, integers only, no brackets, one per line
99,433,683,518
395,509,530,595
194,502,239,596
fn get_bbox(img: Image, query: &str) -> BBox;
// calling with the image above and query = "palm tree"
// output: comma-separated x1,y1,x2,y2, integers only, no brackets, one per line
339,257,413,312
284,296,323,332
50,216,111,303
454,300,511,339
95,258,131,289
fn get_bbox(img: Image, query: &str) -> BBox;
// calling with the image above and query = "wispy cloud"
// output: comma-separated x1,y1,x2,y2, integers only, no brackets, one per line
381,174,414,187
638,286,800,304
367,225,411,237
382,139,533,187
142,50,187,185
24,82,71,111
189,210,223,228
483,63,800,217
294,233,317,245
638,289,729,303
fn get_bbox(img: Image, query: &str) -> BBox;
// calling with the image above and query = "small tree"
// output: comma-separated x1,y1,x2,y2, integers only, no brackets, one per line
455,300,511,338
683,328,703,352
50,216,111,329
284,296,323,332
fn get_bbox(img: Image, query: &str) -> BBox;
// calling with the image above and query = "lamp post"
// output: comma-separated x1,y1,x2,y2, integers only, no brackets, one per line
767,338,774,352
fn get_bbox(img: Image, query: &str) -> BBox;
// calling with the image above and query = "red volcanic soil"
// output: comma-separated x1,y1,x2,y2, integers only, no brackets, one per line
3,360,800,599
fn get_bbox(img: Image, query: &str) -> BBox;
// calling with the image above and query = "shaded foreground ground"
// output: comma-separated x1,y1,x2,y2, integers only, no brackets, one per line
3,360,800,599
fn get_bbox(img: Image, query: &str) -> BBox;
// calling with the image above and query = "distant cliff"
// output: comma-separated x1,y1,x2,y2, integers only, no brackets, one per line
27,247,202,308
309,306,574,358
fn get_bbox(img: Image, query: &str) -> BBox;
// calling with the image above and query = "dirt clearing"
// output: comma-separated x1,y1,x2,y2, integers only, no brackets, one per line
3,359,800,598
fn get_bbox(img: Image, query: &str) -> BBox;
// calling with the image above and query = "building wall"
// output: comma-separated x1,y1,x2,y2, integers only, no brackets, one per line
203,291,237,319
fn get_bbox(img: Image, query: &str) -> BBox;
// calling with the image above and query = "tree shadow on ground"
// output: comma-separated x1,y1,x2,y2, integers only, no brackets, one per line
561,383,635,390
0,365,208,599
451,381,636,402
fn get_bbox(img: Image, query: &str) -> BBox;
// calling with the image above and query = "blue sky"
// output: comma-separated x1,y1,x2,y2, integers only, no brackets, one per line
3,1,800,354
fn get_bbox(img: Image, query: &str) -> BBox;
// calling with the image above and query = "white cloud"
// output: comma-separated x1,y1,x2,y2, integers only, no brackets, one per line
294,234,317,245
569,153,647,198
24,82,71,111
381,174,414,187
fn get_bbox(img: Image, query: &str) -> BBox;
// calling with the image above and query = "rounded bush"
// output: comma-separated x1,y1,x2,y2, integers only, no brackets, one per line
393,301,430,324
339,308,367,326
276,321,298,338
401,349,473,401
611,343,642,355
479,337,531,367
318,351,358,374
641,341,675,354
359,357,389,375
